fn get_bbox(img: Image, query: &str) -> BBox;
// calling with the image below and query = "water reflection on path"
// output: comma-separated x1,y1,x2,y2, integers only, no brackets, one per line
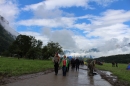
77,66,112,86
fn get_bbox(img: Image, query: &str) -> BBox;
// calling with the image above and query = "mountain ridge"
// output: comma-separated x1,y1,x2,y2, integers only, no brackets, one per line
0,15,19,37
0,15,18,53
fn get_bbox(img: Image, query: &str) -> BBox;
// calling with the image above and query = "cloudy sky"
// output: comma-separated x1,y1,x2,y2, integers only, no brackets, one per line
0,0,130,58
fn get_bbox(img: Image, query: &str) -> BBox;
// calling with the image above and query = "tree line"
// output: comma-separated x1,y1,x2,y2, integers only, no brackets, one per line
1,34,63,60
95,54,130,64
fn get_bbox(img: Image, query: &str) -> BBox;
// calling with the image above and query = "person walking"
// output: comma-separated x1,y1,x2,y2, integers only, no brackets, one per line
53,53,60,75
71,58,75,70
66,57,70,72
75,57,80,71
62,55,67,76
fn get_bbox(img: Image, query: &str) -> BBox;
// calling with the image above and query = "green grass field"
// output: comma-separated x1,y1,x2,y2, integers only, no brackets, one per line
1,56,130,83
96,63,130,82
0,56,54,76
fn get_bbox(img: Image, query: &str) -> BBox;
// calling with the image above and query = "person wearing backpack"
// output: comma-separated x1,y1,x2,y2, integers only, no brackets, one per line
53,53,60,75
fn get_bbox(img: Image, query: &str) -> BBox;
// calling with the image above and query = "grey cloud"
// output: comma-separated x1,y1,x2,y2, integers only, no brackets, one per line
42,28,77,50
34,5,63,19
98,37,130,52
98,38,119,52
42,27,51,37
28,2,75,19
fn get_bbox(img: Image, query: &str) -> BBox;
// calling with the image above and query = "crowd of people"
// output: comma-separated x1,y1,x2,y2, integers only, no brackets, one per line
53,53,130,77
53,53,84,76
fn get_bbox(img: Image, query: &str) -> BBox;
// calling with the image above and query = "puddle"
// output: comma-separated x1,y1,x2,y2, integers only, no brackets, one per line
78,66,113,86
99,70,117,83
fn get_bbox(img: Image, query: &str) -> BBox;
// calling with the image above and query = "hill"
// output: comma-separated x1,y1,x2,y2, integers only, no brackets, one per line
0,15,18,54
95,54,130,63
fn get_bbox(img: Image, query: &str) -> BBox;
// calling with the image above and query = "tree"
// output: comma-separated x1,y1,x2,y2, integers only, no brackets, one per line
42,46,48,59
9,35,43,59
9,35,63,60
10,35,32,58
26,40,43,60
42,41,63,59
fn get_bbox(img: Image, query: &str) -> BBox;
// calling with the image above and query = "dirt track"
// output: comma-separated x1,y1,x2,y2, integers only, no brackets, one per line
1,65,130,86
1,65,112,86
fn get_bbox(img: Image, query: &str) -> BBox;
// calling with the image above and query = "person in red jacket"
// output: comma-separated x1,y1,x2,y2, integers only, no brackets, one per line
62,55,67,76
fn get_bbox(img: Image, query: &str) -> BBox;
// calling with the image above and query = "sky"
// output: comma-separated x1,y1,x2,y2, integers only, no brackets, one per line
0,0,130,58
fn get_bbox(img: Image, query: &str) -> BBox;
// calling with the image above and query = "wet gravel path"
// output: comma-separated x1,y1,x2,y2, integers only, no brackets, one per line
1,65,112,86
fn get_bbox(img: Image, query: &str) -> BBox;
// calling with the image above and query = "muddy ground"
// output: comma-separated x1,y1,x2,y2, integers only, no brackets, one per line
96,69,130,86
0,67,130,86
0,68,55,85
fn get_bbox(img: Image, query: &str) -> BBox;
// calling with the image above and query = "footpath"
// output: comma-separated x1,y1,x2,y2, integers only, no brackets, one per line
2,65,112,86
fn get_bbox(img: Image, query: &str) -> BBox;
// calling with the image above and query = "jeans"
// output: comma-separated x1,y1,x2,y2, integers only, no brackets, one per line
62,66,66,76
54,62,59,75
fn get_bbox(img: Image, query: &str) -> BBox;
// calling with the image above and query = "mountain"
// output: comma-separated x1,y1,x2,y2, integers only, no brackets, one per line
0,15,19,53
63,43,130,58
62,48,100,58
0,15,19,37
88,48,99,52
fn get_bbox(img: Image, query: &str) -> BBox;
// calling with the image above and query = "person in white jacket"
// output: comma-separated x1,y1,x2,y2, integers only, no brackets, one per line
53,53,60,75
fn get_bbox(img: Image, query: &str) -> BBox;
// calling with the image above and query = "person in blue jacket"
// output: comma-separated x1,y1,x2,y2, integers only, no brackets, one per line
126,63,130,70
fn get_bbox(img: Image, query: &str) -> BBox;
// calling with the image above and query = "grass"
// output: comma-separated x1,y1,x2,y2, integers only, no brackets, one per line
0,56,54,76
96,63,130,82
1,56,129,83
